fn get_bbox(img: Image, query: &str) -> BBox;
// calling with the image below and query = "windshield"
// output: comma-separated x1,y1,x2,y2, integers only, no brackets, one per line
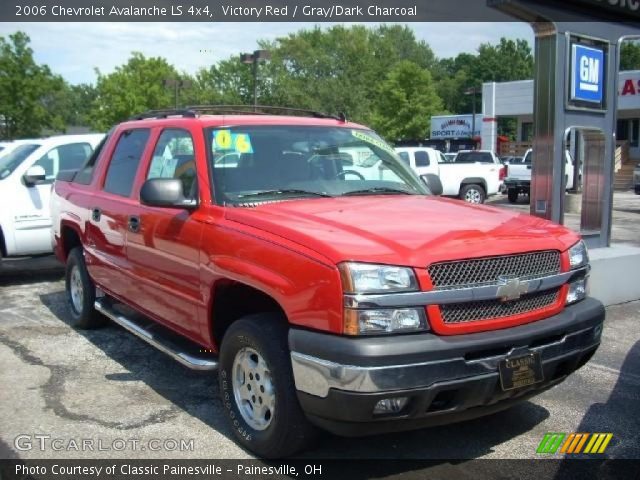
0,144,40,180
207,126,428,205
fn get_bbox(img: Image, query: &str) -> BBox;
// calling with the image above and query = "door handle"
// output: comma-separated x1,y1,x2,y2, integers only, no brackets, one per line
128,216,141,233
91,208,101,222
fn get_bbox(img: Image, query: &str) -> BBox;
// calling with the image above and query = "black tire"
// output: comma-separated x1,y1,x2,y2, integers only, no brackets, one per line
460,184,486,204
65,247,105,329
219,313,317,458
507,189,519,203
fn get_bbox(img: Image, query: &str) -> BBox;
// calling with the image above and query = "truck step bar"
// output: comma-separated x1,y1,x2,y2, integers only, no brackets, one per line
95,298,218,371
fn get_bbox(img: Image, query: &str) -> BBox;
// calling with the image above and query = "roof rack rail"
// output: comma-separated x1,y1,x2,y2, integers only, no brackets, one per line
128,109,197,121
128,105,348,122
186,105,346,121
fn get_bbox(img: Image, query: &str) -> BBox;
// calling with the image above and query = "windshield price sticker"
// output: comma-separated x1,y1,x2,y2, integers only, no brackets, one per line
212,130,253,153
351,130,395,155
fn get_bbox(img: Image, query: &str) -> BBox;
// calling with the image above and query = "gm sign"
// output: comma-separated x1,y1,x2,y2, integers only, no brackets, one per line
569,41,606,109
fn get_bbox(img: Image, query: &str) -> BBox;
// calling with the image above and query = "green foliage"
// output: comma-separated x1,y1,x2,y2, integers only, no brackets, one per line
620,41,640,71
435,38,533,115
0,32,66,139
371,61,442,141
90,52,182,130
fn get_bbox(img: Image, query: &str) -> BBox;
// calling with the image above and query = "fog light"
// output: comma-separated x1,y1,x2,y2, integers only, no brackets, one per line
344,308,428,335
566,278,587,305
373,397,409,415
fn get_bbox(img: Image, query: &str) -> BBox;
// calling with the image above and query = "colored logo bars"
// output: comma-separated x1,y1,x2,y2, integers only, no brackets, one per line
537,433,613,454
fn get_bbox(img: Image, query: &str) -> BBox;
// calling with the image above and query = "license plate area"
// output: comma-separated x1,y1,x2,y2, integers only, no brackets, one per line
499,352,544,391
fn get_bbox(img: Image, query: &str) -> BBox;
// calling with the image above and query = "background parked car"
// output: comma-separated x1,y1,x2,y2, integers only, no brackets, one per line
394,147,504,204
0,133,104,259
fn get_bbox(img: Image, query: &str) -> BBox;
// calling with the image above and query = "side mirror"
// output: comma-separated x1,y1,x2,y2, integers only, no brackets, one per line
140,178,198,209
421,174,443,196
23,165,46,186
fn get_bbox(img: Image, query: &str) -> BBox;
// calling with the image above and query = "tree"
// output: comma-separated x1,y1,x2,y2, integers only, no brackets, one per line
256,25,437,124
371,61,443,141
0,32,66,139
620,41,640,71
435,38,533,116
90,52,185,130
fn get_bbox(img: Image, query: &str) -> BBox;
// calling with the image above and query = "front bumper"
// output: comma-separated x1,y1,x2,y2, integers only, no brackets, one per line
289,297,604,436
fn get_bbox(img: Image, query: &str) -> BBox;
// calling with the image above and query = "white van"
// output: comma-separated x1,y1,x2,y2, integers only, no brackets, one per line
0,134,104,258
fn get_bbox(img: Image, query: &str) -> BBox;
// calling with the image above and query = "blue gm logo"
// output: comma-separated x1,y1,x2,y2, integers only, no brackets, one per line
571,43,605,104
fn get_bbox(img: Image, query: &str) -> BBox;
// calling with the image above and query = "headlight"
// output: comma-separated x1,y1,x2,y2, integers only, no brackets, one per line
568,240,589,270
339,262,418,294
344,308,428,335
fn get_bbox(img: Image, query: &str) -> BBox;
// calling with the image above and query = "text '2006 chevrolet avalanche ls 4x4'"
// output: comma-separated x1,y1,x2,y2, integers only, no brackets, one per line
51,106,604,458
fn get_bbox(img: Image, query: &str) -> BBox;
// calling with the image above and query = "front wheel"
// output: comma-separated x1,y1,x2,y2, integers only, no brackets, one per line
219,314,317,458
460,184,486,204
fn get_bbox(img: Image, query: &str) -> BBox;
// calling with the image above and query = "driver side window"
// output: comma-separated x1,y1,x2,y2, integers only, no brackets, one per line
147,129,197,199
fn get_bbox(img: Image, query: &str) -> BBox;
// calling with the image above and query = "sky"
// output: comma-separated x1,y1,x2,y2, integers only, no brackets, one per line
0,22,534,85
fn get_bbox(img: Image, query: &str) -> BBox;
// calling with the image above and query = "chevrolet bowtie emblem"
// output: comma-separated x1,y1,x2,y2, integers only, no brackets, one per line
496,275,529,302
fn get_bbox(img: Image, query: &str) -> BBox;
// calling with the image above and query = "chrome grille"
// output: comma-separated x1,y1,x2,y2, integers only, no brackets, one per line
428,251,561,290
440,288,561,324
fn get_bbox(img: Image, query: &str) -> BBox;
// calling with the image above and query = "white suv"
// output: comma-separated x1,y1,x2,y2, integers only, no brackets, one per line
0,134,104,258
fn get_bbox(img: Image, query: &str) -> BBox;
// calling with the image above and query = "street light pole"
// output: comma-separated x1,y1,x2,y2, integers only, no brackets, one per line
240,49,271,111
163,79,193,109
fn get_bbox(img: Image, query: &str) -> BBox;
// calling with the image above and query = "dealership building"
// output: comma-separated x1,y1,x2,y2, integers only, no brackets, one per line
480,69,640,161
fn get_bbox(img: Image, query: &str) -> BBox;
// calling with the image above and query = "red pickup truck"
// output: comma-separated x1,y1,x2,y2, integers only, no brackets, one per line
51,107,604,458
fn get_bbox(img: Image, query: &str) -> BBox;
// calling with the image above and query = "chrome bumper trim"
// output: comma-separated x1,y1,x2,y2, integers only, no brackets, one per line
343,267,588,309
291,324,598,398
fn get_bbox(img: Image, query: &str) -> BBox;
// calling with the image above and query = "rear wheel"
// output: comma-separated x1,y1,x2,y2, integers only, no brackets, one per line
507,189,519,203
219,314,317,458
460,184,486,204
65,247,105,329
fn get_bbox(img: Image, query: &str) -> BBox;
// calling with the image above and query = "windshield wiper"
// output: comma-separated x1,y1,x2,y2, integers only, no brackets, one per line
236,189,333,199
342,187,415,196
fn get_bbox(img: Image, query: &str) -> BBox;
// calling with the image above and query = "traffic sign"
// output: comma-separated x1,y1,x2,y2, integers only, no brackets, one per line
570,43,605,104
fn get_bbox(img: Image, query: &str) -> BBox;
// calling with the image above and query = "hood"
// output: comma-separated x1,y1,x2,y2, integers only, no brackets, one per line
224,196,580,267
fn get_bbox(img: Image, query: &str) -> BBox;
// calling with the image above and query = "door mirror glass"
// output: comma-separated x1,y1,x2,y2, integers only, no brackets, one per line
140,178,198,209
23,165,46,186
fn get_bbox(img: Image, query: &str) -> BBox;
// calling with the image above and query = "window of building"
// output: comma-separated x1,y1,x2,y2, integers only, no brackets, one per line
103,129,150,197
616,119,639,147
521,122,533,142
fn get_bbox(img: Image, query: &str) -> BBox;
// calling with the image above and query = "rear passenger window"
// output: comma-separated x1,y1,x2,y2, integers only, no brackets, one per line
103,129,150,197
147,129,197,198
397,151,410,166
414,151,430,167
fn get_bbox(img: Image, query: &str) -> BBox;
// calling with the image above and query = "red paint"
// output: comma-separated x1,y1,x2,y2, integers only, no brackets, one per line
53,115,582,349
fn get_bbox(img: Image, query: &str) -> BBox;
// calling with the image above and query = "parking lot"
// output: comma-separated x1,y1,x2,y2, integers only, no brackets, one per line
0,193,639,462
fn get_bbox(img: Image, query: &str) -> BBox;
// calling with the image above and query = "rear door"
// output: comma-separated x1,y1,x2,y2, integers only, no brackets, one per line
85,128,152,299
125,127,204,338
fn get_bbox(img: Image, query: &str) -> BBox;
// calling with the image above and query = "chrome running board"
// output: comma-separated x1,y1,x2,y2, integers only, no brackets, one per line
95,298,218,371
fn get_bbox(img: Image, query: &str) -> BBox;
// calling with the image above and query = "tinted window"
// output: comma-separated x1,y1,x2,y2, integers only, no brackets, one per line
454,152,494,164
34,143,93,181
74,133,110,185
414,151,430,167
103,129,150,197
147,129,197,199
397,151,410,166
523,151,532,164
